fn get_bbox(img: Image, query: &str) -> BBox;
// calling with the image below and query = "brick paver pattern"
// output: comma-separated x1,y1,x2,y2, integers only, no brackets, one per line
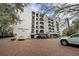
0,38,79,56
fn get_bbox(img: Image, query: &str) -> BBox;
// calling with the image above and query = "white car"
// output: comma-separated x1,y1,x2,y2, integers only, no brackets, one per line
60,33,79,46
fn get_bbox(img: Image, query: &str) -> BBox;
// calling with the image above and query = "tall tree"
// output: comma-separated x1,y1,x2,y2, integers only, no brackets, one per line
0,3,25,25
38,3,79,27
72,19,79,31
0,3,28,37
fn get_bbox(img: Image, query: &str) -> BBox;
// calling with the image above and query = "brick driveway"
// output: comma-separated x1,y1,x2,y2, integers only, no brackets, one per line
0,38,79,56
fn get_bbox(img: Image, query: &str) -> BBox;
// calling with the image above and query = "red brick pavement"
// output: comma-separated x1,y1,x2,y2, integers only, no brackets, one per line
0,38,79,56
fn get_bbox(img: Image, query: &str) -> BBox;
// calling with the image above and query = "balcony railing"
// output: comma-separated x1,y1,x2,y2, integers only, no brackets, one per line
48,24,51,26
40,19,44,21
40,22,44,25
40,26,44,29
40,30,44,33
31,29,34,33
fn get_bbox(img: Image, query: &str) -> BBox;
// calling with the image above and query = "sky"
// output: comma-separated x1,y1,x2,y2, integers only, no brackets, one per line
27,3,74,26
27,3,54,16
28,3,40,11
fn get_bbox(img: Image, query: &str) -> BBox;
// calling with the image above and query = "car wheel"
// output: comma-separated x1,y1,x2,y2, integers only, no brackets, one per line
60,40,69,46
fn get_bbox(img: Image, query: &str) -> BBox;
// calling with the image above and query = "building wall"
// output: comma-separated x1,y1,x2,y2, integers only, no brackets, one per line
44,16,49,34
13,7,32,39
13,7,60,39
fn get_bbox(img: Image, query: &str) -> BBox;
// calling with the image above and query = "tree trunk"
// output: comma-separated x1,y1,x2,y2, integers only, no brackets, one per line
66,18,70,28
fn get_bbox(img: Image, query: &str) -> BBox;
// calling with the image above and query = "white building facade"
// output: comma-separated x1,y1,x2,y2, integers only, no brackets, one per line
13,7,60,39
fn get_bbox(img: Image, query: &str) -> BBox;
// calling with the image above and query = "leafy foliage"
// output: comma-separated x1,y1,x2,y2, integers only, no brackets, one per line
63,28,76,36
38,3,79,26
62,18,79,36
0,3,25,25
72,19,79,31
0,3,27,37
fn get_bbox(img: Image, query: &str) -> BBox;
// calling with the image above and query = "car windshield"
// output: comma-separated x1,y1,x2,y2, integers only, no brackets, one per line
71,33,79,37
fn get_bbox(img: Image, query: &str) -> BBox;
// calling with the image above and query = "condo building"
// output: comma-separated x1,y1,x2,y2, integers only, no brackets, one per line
13,7,60,39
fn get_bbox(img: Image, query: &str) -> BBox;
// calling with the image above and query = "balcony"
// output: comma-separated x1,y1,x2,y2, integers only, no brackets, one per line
36,26,38,29
51,28,54,30
32,16,35,19
32,11,35,15
48,21,51,23
51,22,54,24
40,18,44,21
51,20,53,21
49,28,51,30
36,18,38,21
36,22,38,25
31,25,35,28
40,22,44,25
48,24,51,26
40,30,44,33
36,30,38,33
51,25,54,27
32,20,35,24
40,26,44,29
36,13,38,17
31,29,34,33
40,14,43,17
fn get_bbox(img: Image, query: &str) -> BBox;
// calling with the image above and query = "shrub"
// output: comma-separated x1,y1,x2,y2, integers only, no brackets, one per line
63,28,76,36
53,34,60,38
17,39,25,41
11,37,16,41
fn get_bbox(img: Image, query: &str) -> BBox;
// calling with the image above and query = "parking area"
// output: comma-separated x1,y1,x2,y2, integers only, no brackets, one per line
0,38,79,56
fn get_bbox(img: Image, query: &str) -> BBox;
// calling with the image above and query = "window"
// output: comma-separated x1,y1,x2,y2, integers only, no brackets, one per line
48,18,50,20
31,29,34,33
49,31,51,32
36,26,38,29
71,34,79,37
56,21,59,26
40,26,44,29
32,19,34,24
48,21,51,23
51,20,53,21
36,18,38,20
32,25,34,28
51,28,54,30
40,18,43,21
32,11,35,15
51,25,54,27
51,22,54,24
56,21,59,32
36,22,38,25
40,14,43,17
48,24,51,26
36,30,38,33
49,28,51,30
40,30,44,33
36,13,38,17
40,22,44,25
